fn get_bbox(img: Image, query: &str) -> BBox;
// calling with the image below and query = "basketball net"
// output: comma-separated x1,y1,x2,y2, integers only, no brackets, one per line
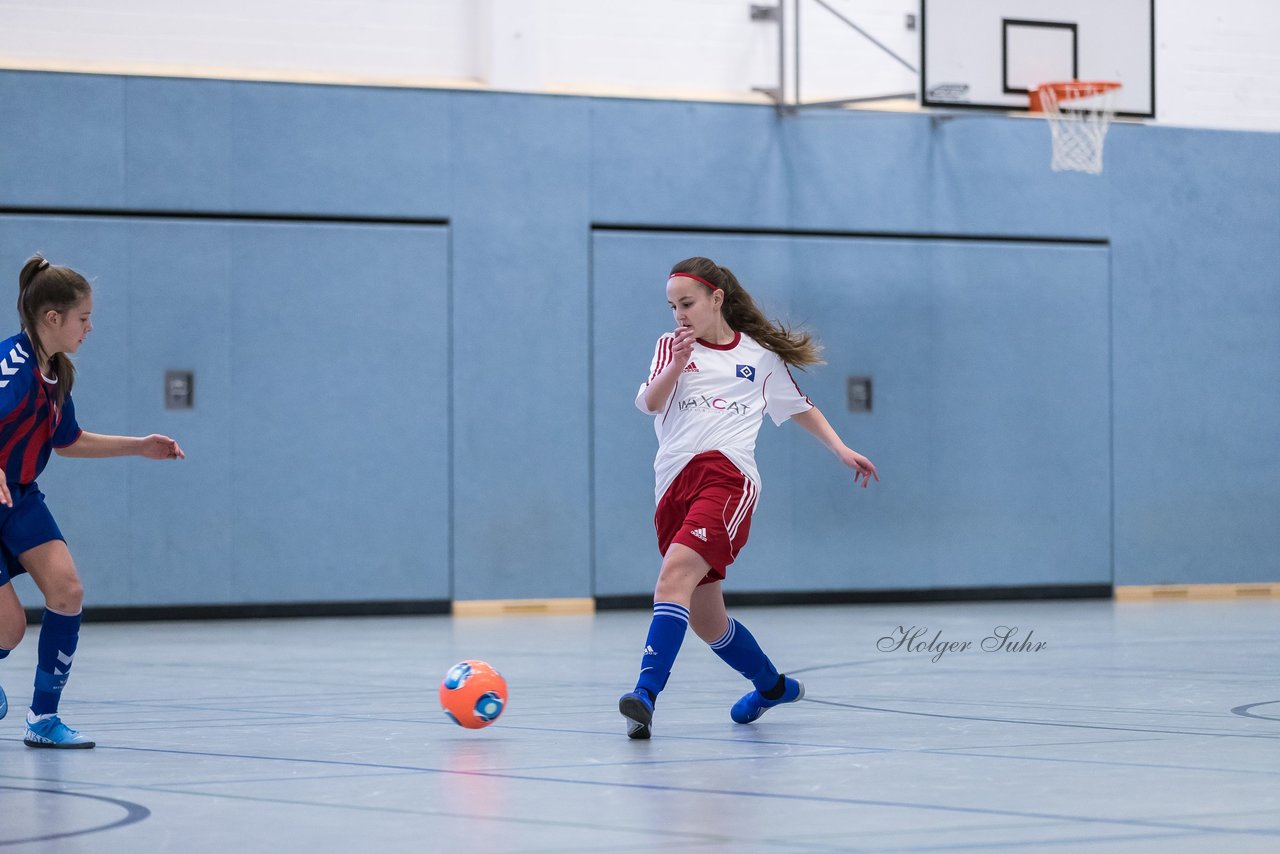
1031,82,1121,175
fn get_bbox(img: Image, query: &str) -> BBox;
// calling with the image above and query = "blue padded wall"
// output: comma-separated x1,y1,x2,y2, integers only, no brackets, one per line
449,93,593,600
0,69,1276,606
592,232,1111,596
0,214,451,606
1108,126,1280,584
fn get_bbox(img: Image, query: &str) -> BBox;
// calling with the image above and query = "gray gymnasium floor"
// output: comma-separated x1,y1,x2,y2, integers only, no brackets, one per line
0,599,1276,853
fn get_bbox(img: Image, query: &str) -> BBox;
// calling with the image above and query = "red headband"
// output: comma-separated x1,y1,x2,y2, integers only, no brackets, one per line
667,272,722,292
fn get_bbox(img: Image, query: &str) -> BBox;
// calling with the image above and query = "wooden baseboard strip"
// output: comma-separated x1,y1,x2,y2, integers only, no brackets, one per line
1115,583,1280,601
452,598,596,617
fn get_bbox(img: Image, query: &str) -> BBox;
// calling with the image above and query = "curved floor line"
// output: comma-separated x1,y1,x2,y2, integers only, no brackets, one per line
805,698,1280,740
0,786,151,847
787,658,890,675
1229,700,1280,721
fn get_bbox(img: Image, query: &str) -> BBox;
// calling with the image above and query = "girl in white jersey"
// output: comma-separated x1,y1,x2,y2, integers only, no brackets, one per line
619,257,877,739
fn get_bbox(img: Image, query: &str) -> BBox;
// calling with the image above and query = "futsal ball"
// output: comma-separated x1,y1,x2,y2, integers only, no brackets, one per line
439,660,508,729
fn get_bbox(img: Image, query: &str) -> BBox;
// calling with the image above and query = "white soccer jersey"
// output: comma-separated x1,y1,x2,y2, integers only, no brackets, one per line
636,330,813,504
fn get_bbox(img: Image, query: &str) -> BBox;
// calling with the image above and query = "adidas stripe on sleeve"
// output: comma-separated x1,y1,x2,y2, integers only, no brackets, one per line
636,333,676,413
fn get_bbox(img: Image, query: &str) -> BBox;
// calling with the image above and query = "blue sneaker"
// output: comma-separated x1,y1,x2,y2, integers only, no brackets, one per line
731,676,805,724
618,690,655,740
24,714,96,749
0,683,7,720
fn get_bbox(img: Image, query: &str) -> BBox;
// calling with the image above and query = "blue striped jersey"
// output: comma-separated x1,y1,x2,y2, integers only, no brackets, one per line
0,331,82,485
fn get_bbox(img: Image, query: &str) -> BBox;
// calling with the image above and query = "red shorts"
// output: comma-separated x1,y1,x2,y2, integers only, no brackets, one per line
655,451,758,586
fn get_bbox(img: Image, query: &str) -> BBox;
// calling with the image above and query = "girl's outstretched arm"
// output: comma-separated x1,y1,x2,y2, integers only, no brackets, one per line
56,432,185,460
791,407,878,488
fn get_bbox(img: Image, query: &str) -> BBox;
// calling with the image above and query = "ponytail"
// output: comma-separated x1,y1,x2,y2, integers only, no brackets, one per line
669,257,823,368
18,255,49,291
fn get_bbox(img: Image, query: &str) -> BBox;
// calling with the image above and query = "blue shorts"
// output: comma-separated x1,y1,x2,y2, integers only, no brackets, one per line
0,482,66,587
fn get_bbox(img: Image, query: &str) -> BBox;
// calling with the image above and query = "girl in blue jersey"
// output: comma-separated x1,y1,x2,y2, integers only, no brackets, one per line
0,255,184,748
619,256,877,739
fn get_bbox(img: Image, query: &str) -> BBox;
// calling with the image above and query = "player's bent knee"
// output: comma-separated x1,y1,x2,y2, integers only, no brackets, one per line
49,580,85,614
653,577,694,604
654,561,704,603
0,596,26,648
0,622,24,650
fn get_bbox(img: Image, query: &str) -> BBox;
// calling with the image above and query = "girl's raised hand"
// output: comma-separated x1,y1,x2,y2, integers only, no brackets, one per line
838,447,879,489
139,434,185,460
671,325,697,369
0,479,10,508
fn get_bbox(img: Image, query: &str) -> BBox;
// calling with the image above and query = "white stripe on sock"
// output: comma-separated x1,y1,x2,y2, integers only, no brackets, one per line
709,619,738,650
653,602,689,624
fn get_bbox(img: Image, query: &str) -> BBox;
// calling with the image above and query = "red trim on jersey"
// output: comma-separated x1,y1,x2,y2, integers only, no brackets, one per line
696,330,740,351
648,336,673,384
761,369,814,418
660,384,678,425
784,364,813,405
667,272,721,293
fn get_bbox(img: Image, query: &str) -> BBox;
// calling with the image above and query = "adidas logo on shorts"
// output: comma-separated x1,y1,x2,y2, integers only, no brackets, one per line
690,528,708,542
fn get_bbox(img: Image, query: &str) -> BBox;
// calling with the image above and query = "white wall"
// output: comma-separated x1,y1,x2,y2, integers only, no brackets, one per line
1158,0,1280,131
0,0,478,85
0,0,1276,131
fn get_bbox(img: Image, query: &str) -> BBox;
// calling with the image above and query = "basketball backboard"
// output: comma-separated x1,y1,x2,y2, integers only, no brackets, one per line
921,0,1155,118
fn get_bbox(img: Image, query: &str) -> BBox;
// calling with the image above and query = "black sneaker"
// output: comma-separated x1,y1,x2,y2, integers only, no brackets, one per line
618,691,655,739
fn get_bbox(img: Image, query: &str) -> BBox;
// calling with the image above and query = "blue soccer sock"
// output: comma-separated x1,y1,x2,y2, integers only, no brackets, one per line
31,608,81,717
633,602,690,703
709,618,783,694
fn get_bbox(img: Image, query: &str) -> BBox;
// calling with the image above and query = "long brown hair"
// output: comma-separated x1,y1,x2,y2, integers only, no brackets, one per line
669,256,823,368
17,254,91,407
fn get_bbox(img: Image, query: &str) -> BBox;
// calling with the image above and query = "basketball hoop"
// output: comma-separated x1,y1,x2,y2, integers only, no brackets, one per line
1030,81,1121,175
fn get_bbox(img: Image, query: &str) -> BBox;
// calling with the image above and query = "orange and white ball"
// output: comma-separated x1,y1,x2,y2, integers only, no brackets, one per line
439,660,508,729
